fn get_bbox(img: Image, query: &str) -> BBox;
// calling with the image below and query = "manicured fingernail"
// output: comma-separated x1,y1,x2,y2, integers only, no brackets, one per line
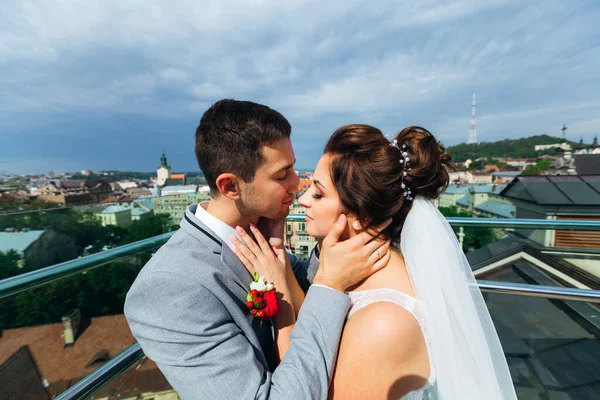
236,226,243,233
249,223,256,229
230,235,238,242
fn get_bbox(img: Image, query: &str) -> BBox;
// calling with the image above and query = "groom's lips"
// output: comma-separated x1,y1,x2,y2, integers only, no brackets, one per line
283,198,294,206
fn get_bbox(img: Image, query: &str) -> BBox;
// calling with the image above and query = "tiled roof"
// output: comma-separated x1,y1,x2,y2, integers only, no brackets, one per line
131,208,151,216
491,171,521,177
474,200,515,218
100,194,135,204
443,185,470,195
456,194,470,207
100,205,131,214
500,175,600,205
0,230,45,254
134,199,154,211
574,154,600,176
0,314,166,396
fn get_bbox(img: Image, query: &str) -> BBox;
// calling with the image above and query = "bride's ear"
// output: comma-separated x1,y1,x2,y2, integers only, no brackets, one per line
349,218,364,233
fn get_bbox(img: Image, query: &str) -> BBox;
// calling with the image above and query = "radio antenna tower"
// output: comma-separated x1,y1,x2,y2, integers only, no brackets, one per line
468,92,477,144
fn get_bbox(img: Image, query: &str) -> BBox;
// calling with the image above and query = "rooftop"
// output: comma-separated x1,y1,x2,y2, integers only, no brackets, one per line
474,199,515,218
100,205,130,214
0,314,167,396
0,230,45,254
500,175,600,206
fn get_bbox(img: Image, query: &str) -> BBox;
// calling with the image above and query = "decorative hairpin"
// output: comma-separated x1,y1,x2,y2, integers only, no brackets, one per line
390,139,414,201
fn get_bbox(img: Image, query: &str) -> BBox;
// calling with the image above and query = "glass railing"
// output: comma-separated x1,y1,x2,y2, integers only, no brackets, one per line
1,217,600,400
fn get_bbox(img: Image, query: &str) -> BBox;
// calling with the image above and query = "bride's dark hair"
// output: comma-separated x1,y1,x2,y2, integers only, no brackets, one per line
323,124,451,242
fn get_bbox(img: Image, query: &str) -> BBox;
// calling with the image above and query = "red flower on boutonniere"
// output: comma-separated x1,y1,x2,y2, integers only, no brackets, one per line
246,272,279,322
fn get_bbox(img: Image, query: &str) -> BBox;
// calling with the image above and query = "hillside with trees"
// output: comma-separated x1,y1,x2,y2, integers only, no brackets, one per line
446,135,577,162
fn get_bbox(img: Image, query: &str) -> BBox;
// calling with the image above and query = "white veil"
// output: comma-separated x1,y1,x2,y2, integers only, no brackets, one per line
399,196,517,399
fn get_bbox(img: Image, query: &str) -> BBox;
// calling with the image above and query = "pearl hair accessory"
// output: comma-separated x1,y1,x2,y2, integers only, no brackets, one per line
390,139,414,201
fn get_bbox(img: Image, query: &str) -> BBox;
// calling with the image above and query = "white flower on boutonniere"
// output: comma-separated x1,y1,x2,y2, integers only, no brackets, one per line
250,275,268,292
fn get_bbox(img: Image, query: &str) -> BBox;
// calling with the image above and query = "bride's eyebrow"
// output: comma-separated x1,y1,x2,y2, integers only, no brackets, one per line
312,180,327,190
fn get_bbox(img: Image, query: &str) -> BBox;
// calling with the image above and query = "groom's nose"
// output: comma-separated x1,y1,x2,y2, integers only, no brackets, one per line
289,170,301,193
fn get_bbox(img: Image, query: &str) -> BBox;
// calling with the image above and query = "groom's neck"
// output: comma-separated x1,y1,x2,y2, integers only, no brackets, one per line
205,197,259,231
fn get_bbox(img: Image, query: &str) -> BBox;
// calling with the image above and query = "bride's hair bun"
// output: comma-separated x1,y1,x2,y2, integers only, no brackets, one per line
324,124,451,242
394,126,451,201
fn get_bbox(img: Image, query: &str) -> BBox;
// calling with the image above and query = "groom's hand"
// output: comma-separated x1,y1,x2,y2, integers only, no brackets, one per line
313,215,392,293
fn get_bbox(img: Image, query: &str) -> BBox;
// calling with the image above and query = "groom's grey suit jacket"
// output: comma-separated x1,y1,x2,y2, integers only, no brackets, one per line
124,205,351,399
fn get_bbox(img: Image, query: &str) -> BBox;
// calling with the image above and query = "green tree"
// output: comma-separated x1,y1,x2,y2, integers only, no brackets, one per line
521,159,552,176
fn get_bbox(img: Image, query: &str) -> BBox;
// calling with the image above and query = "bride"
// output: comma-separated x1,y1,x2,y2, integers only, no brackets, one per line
232,124,517,399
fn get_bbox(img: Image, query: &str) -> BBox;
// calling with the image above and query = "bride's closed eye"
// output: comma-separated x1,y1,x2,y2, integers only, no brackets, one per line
311,193,323,200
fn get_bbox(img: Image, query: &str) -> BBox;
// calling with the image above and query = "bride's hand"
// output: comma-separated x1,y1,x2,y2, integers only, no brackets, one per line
314,215,392,292
230,223,288,286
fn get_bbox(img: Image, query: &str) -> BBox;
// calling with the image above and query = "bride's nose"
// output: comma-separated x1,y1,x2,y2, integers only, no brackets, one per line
298,190,311,208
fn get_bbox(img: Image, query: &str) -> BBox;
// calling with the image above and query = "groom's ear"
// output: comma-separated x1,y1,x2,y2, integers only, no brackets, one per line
215,173,241,200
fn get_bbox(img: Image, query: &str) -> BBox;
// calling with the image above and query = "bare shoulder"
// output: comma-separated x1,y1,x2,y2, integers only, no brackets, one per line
329,301,430,399
343,301,424,352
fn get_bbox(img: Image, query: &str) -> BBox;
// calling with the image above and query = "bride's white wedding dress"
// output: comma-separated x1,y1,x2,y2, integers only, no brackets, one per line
347,288,435,400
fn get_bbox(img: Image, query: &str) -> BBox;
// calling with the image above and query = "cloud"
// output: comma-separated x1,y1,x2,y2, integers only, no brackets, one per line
1,0,599,173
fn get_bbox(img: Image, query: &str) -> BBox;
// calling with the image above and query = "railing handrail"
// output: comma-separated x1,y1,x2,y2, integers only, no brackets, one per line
54,342,144,400
289,214,600,230
2,216,600,299
53,279,600,400
0,232,174,299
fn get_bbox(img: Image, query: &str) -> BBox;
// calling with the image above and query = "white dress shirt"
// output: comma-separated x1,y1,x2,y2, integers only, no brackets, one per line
194,202,242,251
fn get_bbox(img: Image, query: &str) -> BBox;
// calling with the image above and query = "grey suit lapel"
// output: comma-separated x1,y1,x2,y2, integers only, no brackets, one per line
180,205,276,369
181,205,251,292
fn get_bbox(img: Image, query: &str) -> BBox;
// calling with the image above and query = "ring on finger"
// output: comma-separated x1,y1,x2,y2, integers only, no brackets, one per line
375,249,381,260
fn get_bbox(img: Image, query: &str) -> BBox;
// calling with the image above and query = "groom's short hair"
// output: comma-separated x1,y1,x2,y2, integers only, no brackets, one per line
195,99,292,196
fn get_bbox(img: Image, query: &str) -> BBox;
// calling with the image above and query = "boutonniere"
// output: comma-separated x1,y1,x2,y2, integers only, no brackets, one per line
246,273,279,322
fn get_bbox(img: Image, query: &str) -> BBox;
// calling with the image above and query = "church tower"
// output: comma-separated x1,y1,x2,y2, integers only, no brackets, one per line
157,152,171,186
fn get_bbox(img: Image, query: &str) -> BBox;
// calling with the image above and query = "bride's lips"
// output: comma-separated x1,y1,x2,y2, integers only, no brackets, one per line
305,214,313,221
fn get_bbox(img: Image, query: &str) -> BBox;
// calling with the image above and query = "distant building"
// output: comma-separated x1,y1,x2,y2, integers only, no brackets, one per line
95,205,132,228
491,171,520,184
439,185,470,208
534,143,572,151
470,172,493,184
0,229,76,270
454,184,514,218
484,164,500,172
449,171,473,184
115,181,138,191
153,191,211,224
573,135,600,155
38,180,112,206
156,152,171,186
500,175,600,277
503,158,537,171
285,202,317,258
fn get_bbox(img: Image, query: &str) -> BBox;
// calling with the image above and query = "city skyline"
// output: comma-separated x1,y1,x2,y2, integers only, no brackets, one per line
2,1,600,174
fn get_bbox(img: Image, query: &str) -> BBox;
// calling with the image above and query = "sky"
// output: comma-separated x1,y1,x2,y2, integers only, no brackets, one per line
1,0,600,174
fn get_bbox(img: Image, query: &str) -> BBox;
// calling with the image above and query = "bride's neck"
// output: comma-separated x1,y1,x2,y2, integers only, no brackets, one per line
346,249,414,294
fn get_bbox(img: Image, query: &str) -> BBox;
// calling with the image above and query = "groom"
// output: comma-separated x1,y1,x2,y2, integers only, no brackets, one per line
124,99,388,399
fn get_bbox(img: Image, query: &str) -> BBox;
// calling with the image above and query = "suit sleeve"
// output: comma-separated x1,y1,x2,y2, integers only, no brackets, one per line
125,270,350,400
288,248,320,292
